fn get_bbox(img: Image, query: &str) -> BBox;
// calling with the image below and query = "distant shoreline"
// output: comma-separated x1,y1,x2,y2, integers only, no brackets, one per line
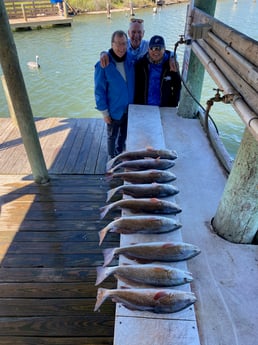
82,1,189,15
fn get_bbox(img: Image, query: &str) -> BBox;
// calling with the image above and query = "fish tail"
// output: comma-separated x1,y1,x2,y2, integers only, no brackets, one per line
94,288,109,311
105,172,113,181
106,157,117,171
98,225,110,246
106,186,120,202
103,247,115,267
99,204,111,219
95,266,110,285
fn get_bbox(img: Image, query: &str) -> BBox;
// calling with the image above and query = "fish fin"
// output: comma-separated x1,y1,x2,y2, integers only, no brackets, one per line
95,266,109,286
103,247,116,267
94,288,108,311
123,253,153,264
133,258,154,264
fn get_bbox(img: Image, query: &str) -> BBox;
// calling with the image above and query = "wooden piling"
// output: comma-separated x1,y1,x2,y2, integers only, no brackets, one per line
213,128,258,243
178,0,217,118
0,0,49,184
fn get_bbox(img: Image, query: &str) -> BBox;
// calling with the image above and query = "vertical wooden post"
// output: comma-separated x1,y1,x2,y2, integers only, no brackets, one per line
213,128,258,243
129,1,134,16
106,0,111,19
0,0,49,184
178,0,217,118
63,0,68,18
21,3,27,21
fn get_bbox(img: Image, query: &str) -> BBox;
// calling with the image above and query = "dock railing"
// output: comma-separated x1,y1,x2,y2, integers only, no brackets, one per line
179,4,258,243
4,0,62,20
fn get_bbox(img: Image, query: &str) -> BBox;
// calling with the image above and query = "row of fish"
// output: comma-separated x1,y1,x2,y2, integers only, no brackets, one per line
95,147,200,314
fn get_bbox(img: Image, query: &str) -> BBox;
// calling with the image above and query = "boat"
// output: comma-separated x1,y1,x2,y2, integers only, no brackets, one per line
0,0,257,344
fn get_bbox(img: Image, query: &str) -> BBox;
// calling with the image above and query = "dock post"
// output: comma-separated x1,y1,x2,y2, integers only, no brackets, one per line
178,0,217,118
106,0,111,18
0,0,49,184
129,1,134,16
21,3,27,21
213,128,258,243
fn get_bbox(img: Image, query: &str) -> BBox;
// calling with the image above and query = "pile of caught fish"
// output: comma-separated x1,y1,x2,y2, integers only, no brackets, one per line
94,147,201,314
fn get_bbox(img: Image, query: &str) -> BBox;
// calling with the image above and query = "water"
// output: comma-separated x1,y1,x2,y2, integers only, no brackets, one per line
0,0,257,158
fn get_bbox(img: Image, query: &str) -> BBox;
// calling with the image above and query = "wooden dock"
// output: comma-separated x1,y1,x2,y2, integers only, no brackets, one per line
0,113,257,345
9,15,73,30
0,117,120,345
0,117,107,175
4,0,73,30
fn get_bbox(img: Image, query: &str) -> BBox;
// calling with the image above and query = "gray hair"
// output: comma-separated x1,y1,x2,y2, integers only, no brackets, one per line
111,30,127,44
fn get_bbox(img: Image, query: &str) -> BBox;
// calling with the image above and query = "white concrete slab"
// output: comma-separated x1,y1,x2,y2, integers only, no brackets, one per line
114,105,200,345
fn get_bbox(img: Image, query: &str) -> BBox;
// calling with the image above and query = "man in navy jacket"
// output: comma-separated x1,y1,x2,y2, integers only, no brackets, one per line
134,35,181,107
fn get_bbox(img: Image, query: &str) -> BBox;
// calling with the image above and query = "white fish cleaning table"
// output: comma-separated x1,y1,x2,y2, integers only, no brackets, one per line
113,104,200,345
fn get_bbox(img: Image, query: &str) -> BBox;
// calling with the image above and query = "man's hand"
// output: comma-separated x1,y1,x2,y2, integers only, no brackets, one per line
103,116,112,124
169,56,179,72
100,52,110,68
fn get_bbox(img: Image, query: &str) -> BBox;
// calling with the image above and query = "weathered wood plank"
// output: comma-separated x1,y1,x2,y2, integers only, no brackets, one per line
0,316,114,336
0,174,118,344
0,337,113,345
0,118,108,174
0,281,115,298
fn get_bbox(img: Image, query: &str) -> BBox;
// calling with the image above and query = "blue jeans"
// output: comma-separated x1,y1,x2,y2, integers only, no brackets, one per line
107,113,128,158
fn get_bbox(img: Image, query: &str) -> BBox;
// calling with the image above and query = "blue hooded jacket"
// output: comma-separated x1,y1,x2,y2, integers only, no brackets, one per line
94,52,135,120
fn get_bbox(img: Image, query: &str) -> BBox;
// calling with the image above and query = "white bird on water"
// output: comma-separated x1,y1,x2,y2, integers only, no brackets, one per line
27,55,40,69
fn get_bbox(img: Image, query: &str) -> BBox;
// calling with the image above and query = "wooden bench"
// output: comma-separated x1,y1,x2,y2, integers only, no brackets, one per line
113,104,200,345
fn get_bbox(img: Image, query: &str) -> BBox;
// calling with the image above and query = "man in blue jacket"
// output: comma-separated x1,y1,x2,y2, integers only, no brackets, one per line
94,30,135,158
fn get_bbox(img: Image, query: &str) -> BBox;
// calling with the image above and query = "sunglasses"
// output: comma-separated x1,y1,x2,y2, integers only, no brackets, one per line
150,46,163,51
130,18,144,24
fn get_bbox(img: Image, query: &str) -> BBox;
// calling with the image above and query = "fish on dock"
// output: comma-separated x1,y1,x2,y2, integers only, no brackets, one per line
95,264,193,287
98,215,182,245
94,287,196,313
106,183,179,202
107,157,175,173
106,147,178,170
100,198,182,219
102,241,201,267
107,169,177,184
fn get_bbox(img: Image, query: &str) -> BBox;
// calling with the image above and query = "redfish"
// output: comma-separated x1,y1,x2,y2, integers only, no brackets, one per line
94,288,196,313
106,147,178,170
106,183,179,202
98,215,182,245
107,169,177,184
95,264,193,287
102,241,201,266
107,158,175,173
99,198,182,219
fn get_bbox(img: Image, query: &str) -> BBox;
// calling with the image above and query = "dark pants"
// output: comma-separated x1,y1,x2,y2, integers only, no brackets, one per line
107,113,128,158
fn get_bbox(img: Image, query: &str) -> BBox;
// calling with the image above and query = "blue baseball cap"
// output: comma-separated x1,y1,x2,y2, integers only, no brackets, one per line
149,35,165,49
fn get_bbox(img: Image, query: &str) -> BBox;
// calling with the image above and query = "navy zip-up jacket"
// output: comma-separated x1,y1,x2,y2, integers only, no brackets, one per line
134,51,181,107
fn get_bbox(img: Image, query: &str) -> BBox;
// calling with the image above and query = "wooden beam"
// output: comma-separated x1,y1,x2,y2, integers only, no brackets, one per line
0,0,49,183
